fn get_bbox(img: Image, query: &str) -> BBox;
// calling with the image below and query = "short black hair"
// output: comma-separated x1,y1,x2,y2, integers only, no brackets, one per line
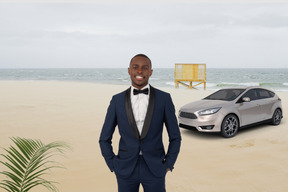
130,54,152,67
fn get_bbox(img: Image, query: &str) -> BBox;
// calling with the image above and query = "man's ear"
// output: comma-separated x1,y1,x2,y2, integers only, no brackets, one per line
150,69,153,77
128,67,131,75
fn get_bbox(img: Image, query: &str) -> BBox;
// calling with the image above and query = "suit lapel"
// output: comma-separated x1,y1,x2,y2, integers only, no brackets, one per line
125,86,156,140
141,86,155,139
125,88,140,140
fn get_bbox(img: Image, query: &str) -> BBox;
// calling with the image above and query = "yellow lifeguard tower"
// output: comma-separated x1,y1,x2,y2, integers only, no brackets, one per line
175,64,206,90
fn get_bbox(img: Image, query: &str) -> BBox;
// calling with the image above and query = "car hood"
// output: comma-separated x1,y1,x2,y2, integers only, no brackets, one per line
180,99,231,113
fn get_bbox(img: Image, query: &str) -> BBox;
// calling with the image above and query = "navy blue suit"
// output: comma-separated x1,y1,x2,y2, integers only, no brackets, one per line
99,86,181,190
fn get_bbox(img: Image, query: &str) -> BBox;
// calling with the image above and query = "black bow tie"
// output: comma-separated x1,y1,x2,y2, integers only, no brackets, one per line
133,88,149,95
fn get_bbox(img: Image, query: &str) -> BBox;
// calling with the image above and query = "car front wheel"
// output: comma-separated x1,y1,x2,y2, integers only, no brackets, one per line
221,114,239,138
271,108,282,125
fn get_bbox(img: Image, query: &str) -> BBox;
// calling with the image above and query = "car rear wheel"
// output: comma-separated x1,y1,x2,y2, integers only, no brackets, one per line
271,108,282,125
221,114,239,138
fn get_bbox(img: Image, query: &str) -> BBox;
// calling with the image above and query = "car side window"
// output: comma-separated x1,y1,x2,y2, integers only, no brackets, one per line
242,89,258,101
257,89,273,99
268,91,275,97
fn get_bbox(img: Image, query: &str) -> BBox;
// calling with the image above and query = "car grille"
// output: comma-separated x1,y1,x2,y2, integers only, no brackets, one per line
179,123,198,131
179,111,197,119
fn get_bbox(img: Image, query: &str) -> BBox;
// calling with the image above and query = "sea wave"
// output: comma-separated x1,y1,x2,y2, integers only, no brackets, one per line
215,82,288,88
165,81,175,86
216,82,260,87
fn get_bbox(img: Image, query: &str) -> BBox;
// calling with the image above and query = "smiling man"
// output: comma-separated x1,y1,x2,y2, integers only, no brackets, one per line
99,54,181,192
128,54,152,89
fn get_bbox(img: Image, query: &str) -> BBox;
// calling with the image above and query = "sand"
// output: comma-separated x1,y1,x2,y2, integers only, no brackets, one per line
0,81,287,192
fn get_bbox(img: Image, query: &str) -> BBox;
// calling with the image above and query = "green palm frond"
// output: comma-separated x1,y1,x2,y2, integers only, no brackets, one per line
0,137,70,192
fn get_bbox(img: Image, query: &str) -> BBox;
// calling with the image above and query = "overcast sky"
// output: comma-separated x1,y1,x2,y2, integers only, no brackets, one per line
0,1,288,68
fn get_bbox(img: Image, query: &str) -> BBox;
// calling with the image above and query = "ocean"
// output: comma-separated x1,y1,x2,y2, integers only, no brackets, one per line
0,68,288,92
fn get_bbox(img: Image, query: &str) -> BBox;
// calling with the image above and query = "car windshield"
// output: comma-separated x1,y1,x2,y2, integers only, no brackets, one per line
204,89,245,101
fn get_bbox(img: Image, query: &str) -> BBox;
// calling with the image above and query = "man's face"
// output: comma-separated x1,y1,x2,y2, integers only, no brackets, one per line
128,56,153,89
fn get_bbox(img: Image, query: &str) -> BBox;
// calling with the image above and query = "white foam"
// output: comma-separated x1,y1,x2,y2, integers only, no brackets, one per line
165,81,175,86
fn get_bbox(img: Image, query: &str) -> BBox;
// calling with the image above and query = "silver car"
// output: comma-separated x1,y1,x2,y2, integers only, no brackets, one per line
178,87,283,138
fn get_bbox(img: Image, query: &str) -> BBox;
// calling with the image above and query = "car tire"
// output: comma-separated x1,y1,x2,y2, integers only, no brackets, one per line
271,108,282,125
221,114,239,138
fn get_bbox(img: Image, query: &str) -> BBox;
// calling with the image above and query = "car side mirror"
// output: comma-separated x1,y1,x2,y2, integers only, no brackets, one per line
242,97,251,102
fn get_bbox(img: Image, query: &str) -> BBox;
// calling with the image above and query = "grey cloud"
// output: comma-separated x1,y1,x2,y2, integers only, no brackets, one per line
0,2,287,68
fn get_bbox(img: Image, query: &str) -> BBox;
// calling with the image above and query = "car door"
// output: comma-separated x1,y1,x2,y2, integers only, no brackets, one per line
256,89,275,120
237,89,262,126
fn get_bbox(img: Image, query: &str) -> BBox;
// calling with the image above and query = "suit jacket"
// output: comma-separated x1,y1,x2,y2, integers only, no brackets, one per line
99,85,181,178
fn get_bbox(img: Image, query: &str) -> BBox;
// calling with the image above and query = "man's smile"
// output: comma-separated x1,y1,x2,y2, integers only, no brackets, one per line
135,76,145,80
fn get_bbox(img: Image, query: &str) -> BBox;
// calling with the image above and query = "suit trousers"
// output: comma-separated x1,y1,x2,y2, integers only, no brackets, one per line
116,155,166,192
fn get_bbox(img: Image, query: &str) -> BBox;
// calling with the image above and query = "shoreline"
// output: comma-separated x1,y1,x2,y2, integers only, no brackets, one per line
1,67,288,92
1,79,288,93
0,81,287,192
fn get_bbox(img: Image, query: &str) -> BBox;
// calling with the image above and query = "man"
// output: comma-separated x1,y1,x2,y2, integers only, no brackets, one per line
99,54,181,192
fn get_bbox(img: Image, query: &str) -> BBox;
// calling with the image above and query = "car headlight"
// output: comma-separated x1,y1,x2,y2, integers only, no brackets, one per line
198,107,221,116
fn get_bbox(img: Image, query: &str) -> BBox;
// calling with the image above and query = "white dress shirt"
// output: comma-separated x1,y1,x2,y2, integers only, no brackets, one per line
130,84,150,136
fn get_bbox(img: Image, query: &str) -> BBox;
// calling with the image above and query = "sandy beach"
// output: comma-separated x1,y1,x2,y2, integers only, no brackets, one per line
0,81,287,192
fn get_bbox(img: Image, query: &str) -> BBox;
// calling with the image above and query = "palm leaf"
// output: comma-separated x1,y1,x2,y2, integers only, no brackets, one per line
0,137,70,192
